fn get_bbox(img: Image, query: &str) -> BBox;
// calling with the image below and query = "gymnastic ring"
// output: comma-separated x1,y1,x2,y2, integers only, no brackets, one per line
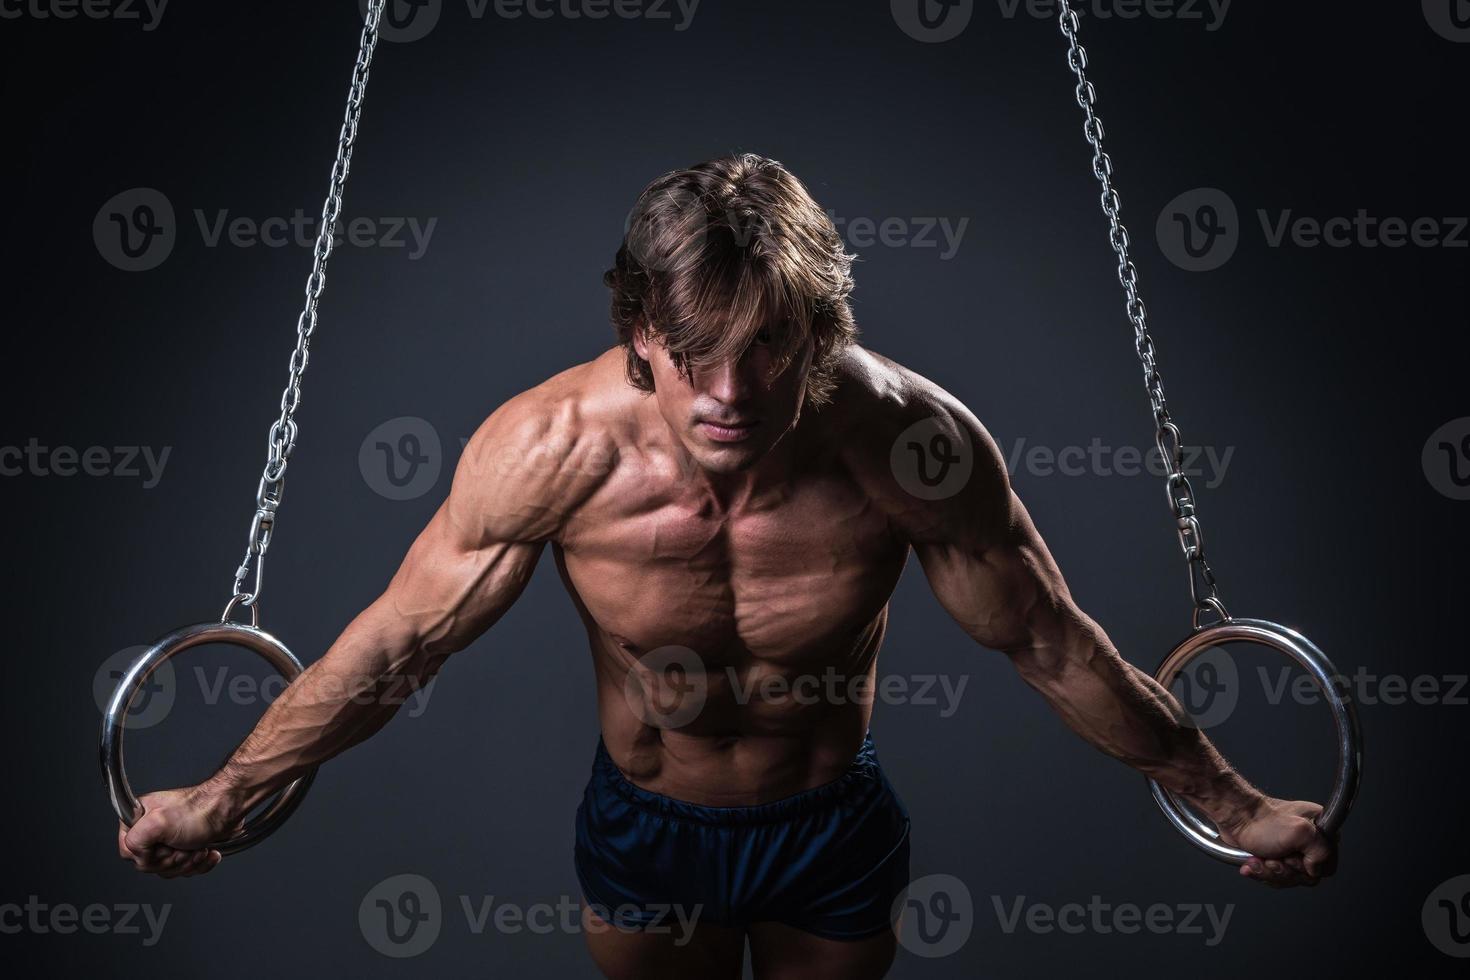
100,615,316,856
1146,617,1362,865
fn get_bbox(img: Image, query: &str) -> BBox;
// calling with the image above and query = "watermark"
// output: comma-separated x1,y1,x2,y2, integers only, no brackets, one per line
365,417,1229,506
1002,436,1234,488
891,417,975,501
1257,210,1468,250
1423,0,1470,43
1168,645,1238,730
1423,417,1470,501
622,645,709,729
892,0,1231,42
92,647,437,729
360,416,445,501
0,0,168,30
891,0,974,44
359,416,710,502
1257,666,1467,709
0,897,171,946
727,667,969,719
1156,188,1239,272
1423,874,1470,957
1158,187,1468,271
366,0,701,44
1167,646,1467,730
356,416,635,502
370,0,444,42
828,212,970,261
94,188,438,272
93,188,175,272
623,647,972,728
994,0,1232,31
1,439,171,487
93,646,177,730
358,873,702,958
361,874,442,958
193,210,436,260
187,667,437,715
893,873,974,958
991,894,1234,946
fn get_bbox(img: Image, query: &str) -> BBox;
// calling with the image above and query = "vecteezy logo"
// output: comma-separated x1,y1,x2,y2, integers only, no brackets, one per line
1424,0,1470,42
366,0,442,43
1423,417,1470,501
360,873,443,957
1423,874,1470,957
621,645,708,729
94,188,176,272
1156,188,1240,272
92,646,176,730
1167,644,1238,730
890,417,974,500
359,417,443,501
892,873,974,958
891,0,973,43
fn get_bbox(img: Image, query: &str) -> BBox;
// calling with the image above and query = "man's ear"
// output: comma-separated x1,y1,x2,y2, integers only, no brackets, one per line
632,320,651,362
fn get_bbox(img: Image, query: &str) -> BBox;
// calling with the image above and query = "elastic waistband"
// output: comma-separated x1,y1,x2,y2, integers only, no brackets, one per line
591,734,885,826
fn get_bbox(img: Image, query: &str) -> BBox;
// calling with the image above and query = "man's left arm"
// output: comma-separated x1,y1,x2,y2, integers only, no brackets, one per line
891,391,1335,887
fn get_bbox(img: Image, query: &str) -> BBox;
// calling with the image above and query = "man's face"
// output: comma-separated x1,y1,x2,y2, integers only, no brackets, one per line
635,324,813,475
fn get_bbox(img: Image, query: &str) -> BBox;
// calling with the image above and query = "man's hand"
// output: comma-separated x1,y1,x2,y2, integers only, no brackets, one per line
117,787,232,878
1217,797,1338,888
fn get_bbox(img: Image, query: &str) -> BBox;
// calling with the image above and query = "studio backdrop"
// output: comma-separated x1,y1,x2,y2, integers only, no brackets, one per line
1,2,1466,977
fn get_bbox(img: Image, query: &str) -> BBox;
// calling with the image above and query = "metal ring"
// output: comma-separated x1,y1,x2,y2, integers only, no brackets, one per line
100,621,316,856
221,594,260,626
1146,618,1362,864
1191,596,1230,629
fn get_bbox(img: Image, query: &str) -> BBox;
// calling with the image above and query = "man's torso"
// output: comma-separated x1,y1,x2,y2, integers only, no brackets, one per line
513,346,954,804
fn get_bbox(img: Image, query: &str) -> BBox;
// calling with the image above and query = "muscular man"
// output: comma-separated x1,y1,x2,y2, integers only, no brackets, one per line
117,154,1338,979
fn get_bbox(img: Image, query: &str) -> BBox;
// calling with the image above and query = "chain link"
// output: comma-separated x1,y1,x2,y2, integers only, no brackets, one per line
230,0,387,610
1055,2,1227,626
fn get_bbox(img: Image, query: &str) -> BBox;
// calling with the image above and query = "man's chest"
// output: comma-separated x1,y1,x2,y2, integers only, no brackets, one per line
555,478,909,667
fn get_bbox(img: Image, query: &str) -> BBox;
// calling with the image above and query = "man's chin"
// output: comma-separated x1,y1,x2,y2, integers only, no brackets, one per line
689,439,767,474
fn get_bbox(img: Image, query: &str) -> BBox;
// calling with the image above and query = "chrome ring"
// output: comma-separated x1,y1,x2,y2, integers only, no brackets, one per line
100,621,316,856
1147,618,1362,865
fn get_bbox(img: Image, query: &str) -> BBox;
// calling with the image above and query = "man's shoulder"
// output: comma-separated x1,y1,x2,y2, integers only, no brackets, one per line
452,349,635,513
824,344,1011,532
825,344,987,446
468,347,637,446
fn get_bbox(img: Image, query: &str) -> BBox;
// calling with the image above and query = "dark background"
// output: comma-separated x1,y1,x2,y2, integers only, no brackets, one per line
2,1,1466,976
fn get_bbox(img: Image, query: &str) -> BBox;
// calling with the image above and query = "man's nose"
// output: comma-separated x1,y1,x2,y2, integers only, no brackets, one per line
701,356,758,403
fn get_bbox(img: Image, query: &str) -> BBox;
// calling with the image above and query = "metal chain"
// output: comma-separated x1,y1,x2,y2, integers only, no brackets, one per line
229,0,387,613
1054,2,1228,628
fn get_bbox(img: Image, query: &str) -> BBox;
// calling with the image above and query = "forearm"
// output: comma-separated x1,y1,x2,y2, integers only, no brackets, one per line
193,601,441,824
1011,624,1264,829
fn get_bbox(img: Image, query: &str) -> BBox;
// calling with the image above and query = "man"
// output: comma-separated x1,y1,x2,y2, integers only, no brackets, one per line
117,154,1337,979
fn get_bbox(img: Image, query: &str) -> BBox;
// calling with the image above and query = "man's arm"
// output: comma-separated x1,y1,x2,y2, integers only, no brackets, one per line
118,383,604,876
871,368,1335,887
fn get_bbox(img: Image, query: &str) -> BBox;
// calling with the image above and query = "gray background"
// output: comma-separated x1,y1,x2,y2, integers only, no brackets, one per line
2,1,1467,976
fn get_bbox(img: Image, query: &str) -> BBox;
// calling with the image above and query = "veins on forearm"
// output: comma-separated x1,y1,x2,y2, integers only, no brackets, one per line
1020,635,1258,809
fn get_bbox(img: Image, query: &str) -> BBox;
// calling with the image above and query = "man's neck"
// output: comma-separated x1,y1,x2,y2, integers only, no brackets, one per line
664,409,810,514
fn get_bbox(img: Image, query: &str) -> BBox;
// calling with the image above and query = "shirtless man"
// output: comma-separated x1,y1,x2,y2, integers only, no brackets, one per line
116,154,1339,979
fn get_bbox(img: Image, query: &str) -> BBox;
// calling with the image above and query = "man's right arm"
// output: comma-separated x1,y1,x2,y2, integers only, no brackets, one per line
118,384,602,875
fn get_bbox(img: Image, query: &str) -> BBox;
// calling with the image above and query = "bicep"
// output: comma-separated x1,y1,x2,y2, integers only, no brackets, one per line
898,401,1095,667
366,390,589,658
860,355,1102,675
914,489,1087,665
375,502,545,658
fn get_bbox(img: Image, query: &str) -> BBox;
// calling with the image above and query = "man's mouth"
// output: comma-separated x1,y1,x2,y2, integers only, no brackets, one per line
698,419,760,443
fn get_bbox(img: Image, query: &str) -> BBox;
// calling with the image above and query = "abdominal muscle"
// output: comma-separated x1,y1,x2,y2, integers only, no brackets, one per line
589,615,887,807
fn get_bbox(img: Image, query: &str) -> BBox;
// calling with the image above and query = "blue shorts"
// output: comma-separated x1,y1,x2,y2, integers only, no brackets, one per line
573,733,911,941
